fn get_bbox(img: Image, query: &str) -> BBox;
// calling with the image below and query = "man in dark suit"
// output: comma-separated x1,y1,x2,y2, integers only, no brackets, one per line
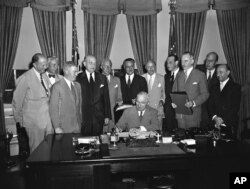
200,52,219,127
208,64,241,138
49,62,82,134
76,55,111,136
120,58,148,105
116,92,159,131
164,54,180,132
172,52,209,129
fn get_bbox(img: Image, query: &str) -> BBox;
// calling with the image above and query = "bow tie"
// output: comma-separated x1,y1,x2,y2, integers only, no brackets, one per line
48,74,55,78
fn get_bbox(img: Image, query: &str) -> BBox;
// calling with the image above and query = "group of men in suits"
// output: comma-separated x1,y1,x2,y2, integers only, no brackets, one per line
165,51,241,138
13,50,242,153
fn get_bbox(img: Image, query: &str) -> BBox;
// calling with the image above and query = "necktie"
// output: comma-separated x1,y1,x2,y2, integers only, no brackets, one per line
71,83,77,102
48,74,55,78
127,75,131,88
40,73,49,96
89,73,94,91
148,75,153,90
170,73,174,87
139,111,143,121
207,71,212,84
184,70,188,82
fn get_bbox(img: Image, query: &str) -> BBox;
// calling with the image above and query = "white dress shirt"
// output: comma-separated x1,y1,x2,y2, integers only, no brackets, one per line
85,70,95,82
126,73,134,84
220,78,229,91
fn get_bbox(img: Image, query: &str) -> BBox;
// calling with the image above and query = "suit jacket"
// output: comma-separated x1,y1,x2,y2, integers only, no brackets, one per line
142,73,165,111
120,74,148,104
12,68,51,129
164,70,180,130
172,68,209,123
208,79,241,135
116,106,159,131
76,71,111,135
43,72,63,89
49,78,82,133
106,75,123,121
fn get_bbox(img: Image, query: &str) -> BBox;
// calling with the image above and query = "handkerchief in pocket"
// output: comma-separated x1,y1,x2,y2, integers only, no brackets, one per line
100,84,104,88
114,84,118,88
158,83,161,87
192,82,198,85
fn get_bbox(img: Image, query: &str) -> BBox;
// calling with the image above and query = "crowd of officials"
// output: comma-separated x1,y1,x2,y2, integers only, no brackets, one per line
12,52,241,154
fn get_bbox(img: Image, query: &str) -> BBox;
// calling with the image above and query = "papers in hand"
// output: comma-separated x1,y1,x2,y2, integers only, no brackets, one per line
116,104,134,111
170,92,193,115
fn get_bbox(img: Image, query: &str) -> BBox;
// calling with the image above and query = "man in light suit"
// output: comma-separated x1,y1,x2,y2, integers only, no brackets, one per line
208,64,241,138
142,60,165,129
120,58,148,105
172,52,209,129
101,59,123,132
116,92,159,131
76,55,111,136
164,54,180,132
49,62,82,134
43,56,63,89
12,53,52,153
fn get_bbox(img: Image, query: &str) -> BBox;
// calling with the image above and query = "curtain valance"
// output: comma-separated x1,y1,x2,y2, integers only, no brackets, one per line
175,0,209,13
0,0,30,7
213,0,250,10
82,0,162,16
30,0,70,12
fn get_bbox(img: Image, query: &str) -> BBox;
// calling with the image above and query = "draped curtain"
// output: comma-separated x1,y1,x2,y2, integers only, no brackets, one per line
31,0,69,70
82,0,119,70
0,1,25,134
215,3,250,137
83,12,117,70
173,0,208,66
126,14,157,74
124,0,161,74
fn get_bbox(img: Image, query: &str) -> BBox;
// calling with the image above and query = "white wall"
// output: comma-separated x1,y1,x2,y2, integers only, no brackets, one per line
13,1,226,75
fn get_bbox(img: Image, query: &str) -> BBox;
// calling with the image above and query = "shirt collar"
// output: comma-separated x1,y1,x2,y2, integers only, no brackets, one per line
33,68,41,80
185,67,193,78
85,70,95,81
126,73,134,81
138,109,146,116
207,68,215,76
172,67,179,79
64,77,72,89
220,78,229,87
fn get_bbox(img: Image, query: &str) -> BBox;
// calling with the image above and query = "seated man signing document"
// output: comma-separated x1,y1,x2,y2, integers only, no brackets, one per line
116,92,159,132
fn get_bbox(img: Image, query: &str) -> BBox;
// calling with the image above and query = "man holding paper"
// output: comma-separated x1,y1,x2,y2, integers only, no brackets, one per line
172,52,209,129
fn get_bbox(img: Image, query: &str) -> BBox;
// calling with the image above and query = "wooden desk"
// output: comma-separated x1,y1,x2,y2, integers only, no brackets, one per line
25,134,250,189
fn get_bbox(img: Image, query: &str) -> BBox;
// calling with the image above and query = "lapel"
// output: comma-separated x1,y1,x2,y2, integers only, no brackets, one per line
32,69,50,96
108,75,115,88
141,106,149,122
61,79,75,103
152,74,159,90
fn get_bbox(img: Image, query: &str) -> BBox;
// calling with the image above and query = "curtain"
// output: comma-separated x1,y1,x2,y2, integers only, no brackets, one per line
83,13,117,70
0,4,24,134
175,11,207,66
32,8,66,71
126,14,157,74
216,6,250,137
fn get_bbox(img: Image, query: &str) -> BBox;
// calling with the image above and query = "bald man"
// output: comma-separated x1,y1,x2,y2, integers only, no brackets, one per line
13,53,52,153
76,55,111,136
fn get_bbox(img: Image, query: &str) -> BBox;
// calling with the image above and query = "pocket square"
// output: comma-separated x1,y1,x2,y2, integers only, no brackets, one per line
158,83,161,87
114,84,118,88
192,82,198,85
100,84,104,88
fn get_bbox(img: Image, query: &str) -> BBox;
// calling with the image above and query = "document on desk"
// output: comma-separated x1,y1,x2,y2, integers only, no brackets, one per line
170,92,193,115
